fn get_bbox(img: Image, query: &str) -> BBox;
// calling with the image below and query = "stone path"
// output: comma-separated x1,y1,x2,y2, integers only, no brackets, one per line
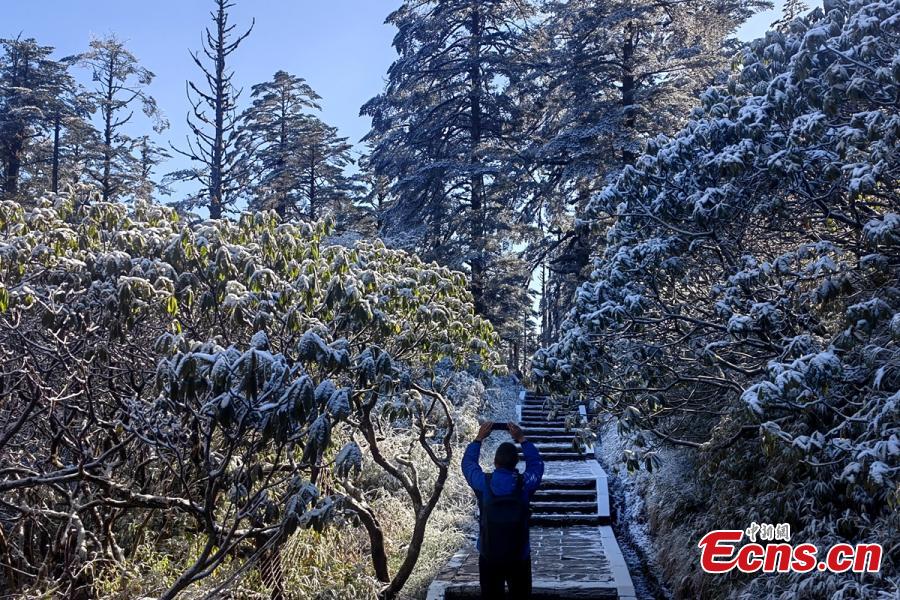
427,391,636,599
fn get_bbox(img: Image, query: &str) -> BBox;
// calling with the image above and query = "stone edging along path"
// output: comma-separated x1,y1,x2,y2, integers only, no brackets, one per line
427,390,636,599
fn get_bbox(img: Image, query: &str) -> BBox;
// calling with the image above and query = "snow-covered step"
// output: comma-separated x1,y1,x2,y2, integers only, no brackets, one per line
520,404,576,411
521,452,586,461
533,442,578,450
527,437,578,445
539,477,595,489
523,426,575,434
530,513,610,526
520,412,581,420
520,419,570,427
520,410,567,416
525,433,577,440
520,410,557,418
533,489,597,502
525,444,583,452
531,501,599,513
520,414,569,420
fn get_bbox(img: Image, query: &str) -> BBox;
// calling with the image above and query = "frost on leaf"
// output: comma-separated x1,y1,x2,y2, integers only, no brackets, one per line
302,414,331,464
334,441,362,479
326,388,351,420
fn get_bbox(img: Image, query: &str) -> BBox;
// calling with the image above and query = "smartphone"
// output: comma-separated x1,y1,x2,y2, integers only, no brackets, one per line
491,422,515,431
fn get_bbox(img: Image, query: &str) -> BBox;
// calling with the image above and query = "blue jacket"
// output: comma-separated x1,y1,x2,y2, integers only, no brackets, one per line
461,439,544,559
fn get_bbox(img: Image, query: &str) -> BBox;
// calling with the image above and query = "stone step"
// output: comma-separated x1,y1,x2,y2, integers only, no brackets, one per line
533,489,597,502
521,445,585,454
521,413,580,421
539,478,595,489
523,427,575,434
526,436,578,444
445,589,618,600
524,425,574,431
520,415,570,421
533,442,578,450
520,420,570,427
521,452,587,461
520,413,570,420
521,410,584,418
531,501,598,513
529,513,610,526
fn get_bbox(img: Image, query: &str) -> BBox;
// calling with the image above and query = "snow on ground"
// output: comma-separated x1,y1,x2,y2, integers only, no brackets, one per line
596,420,674,600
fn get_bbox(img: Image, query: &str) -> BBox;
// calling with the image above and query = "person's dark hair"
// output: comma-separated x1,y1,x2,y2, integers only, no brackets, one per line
494,442,519,470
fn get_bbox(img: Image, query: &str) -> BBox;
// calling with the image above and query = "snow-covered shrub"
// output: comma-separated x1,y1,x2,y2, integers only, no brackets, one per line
0,196,499,599
535,1,899,597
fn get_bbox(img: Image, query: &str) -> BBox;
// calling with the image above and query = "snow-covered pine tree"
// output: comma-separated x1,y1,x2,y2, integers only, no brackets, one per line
40,58,94,195
362,0,536,348
239,71,358,224
239,71,321,218
773,0,811,31
0,38,83,199
73,36,167,202
522,0,767,341
129,135,170,201
292,115,356,222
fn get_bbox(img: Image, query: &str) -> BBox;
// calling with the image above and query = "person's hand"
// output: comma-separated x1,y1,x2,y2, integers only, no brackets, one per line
475,421,493,442
507,422,525,443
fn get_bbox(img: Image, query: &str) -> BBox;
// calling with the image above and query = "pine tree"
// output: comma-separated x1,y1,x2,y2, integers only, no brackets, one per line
0,38,61,198
362,0,534,329
43,63,93,195
74,35,166,202
130,135,171,201
171,0,253,218
354,150,391,235
240,71,318,217
294,115,355,221
523,0,764,341
240,71,357,221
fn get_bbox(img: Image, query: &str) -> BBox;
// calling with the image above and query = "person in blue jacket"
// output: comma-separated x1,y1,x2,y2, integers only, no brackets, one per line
462,420,544,599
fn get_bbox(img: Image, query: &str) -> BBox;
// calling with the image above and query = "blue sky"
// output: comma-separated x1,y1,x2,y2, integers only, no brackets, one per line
5,0,792,200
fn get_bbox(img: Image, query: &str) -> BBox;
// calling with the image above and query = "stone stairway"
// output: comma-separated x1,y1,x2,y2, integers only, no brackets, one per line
519,394,609,528
427,391,635,600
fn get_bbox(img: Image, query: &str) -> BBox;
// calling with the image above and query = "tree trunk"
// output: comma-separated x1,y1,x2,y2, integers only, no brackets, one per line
209,1,227,220
621,25,637,165
468,3,486,316
308,151,316,221
51,113,61,194
101,52,116,202
351,501,391,584
3,142,21,197
379,463,450,599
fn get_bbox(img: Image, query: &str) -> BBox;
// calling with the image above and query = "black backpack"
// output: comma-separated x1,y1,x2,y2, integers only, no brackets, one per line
479,472,529,561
